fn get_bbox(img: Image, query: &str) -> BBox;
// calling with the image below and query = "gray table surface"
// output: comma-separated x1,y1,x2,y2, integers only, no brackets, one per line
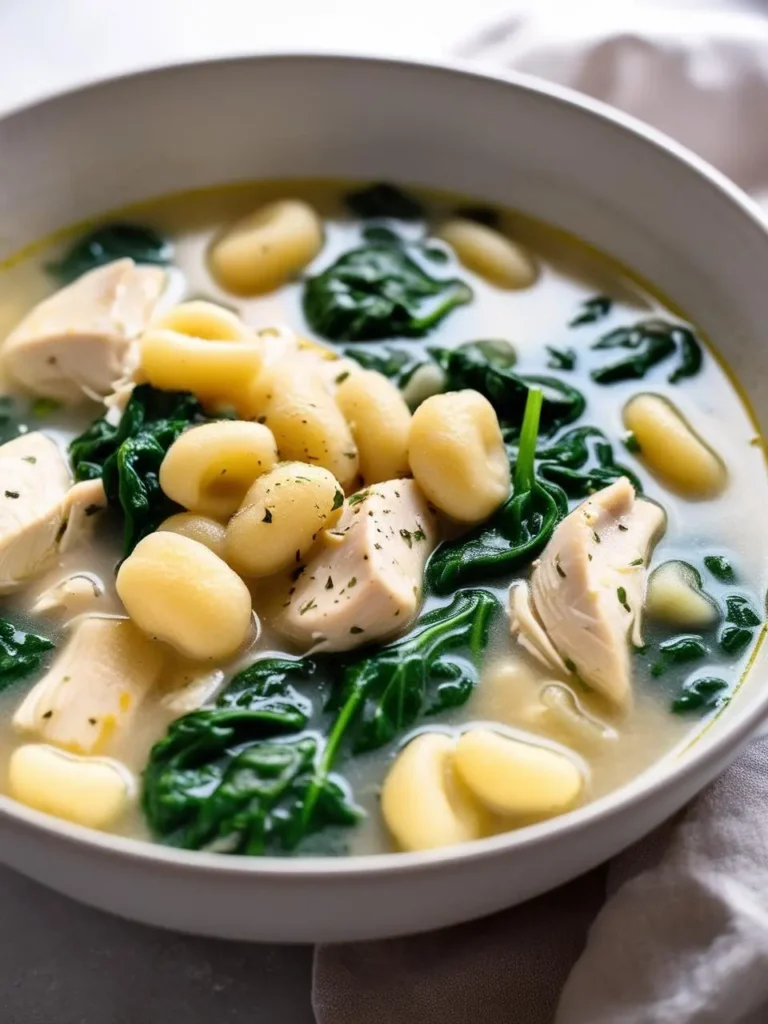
0,867,316,1024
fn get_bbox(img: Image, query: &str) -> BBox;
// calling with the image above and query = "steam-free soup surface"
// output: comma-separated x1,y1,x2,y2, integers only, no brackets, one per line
0,180,763,856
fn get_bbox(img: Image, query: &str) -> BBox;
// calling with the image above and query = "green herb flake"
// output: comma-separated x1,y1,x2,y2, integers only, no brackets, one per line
348,577,358,588
335,371,351,385
349,625,365,634
4,491,19,499
617,586,631,612
262,508,273,524
332,489,344,511
555,556,567,579
592,531,601,544
325,577,334,590
629,558,643,567
21,456,37,464
399,528,413,549
299,598,317,616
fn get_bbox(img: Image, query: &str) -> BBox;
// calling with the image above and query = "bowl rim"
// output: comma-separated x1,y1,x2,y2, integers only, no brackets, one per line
1,49,766,879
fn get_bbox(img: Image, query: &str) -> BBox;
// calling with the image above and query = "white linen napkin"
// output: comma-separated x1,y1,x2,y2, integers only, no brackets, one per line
314,5,768,1021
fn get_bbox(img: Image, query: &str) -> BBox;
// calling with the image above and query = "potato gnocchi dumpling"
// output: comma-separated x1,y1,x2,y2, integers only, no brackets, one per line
335,369,411,484
436,217,538,289
224,461,343,578
157,512,228,560
210,199,323,295
245,361,359,488
159,420,279,519
116,532,253,660
140,300,263,412
408,390,510,522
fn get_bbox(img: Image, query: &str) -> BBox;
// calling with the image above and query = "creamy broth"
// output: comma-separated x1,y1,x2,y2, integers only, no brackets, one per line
0,180,764,857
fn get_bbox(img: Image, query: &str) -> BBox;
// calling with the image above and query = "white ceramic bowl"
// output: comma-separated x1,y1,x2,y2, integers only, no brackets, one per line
0,54,766,943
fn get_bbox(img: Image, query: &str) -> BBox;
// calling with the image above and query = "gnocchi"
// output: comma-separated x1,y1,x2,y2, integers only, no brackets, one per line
9,744,133,830
623,393,727,498
116,532,253,660
157,512,228,560
435,217,537,289
245,361,359,488
381,733,487,852
210,199,323,295
645,560,719,628
454,728,584,819
408,390,510,522
335,369,411,484
224,462,343,577
159,420,278,519
140,300,263,411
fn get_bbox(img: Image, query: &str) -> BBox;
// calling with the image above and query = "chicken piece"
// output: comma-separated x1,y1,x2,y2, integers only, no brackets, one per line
0,433,106,593
276,479,438,652
159,663,225,714
31,572,104,621
508,582,568,676
2,259,167,402
0,432,71,591
514,478,665,708
13,617,165,755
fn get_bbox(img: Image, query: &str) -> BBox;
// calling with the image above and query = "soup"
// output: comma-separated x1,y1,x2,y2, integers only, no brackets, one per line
0,180,763,857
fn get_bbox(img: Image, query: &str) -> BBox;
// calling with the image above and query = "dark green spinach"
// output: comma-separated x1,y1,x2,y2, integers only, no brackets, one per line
430,341,585,439
650,635,708,677
672,675,728,714
535,426,643,498
341,345,423,384
0,618,54,691
303,245,472,341
569,295,613,327
427,388,568,594
70,385,204,555
47,222,173,284
546,346,576,371
344,183,425,221
143,591,499,855
704,555,736,583
590,319,703,385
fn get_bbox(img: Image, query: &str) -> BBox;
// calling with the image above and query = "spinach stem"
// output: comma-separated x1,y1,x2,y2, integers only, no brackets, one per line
514,387,543,495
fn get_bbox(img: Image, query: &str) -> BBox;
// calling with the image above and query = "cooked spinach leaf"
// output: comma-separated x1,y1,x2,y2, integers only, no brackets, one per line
719,626,753,656
650,635,708,677
724,595,761,628
303,245,472,341
0,396,24,445
330,589,501,753
341,345,422,384
430,341,585,439
427,388,568,594
535,426,643,498
590,318,703,385
453,206,501,229
143,591,499,854
47,222,173,284
546,346,576,371
70,384,204,555
704,554,736,583
361,225,403,246
569,295,613,327
672,675,728,714
344,183,425,221
0,618,55,691
668,327,703,384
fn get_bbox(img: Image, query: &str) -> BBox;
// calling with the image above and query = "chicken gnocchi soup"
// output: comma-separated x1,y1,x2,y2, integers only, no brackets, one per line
0,180,764,857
